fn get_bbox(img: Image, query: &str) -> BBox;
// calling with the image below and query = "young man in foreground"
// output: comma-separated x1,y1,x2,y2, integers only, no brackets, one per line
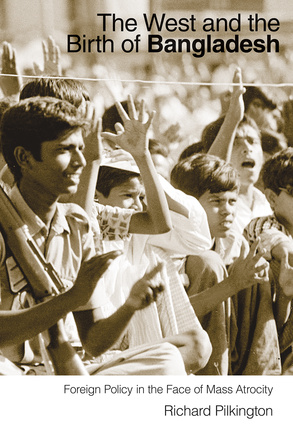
0,96,210,375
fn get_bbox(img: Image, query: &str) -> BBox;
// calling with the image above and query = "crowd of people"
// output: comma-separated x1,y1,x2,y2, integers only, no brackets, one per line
0,37,293,375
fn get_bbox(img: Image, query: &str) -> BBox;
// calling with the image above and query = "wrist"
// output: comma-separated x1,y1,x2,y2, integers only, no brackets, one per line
131,149,149,161
272,242,290,261
123,298,139,314
47,321,69,347
59,289,81,313
225,273,241,294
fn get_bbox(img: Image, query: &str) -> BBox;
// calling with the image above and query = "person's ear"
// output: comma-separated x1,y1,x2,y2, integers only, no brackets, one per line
264,188,277,209
14,146,34,170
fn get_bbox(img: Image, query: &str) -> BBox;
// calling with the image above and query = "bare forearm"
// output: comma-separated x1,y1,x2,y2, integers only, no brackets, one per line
208,113,238,162
0,291,79,348
130,151,172,234
272,242,293,264
208,68,244,162
71,161,100,216
80,303,136,357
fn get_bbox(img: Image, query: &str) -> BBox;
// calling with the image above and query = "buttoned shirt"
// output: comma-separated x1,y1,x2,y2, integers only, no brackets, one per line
0,185,104,310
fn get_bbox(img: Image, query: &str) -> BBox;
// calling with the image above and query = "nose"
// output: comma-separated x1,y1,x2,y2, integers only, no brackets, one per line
73,149,86,167
132,196,143,212
220,202,233,216
241,139,253,155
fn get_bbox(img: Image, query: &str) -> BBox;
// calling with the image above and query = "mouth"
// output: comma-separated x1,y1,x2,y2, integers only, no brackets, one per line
241,158,255,168
220,221,233,229
64,173,81,184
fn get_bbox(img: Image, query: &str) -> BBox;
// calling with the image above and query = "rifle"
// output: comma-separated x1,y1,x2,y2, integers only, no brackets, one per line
0,182,88,375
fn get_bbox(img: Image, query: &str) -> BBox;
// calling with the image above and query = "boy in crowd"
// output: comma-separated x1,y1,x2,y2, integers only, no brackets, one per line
207,68,272,234
80,96,213,371
244,148,293,372
94,159,212,355
12,76,212,372
0,95,205,375
171,153,281,375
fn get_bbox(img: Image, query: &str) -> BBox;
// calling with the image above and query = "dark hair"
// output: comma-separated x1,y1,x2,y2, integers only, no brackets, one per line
96,165,141,197
201,116,225,152
261,130,287,156
1,96,88,182
201,114,260,152
20,77,90,108
102,99,140,133
261,148,293,194
243,86,276,111
171,153,239,199
179,141,204,161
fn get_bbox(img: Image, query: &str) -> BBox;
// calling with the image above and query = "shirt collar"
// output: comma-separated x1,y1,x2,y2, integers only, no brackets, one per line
10,185,70,237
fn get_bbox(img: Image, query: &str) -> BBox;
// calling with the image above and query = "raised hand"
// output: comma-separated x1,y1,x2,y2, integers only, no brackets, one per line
125,262,165,311
227,67,245,123
101,94,155,158
228,239,269,291
81,102,103,163
33,36,61,77
0,42,22,96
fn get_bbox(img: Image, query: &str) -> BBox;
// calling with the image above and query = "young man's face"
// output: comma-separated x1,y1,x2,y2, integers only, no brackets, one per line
23,128,86,198
99,177,146,212
198,190,238,238
230,124,263,189
268,186,293,233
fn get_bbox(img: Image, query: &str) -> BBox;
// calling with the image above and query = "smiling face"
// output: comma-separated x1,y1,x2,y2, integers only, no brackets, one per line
198,190,238,238
98,177,146,212
20,128,86,198
230,123,263,190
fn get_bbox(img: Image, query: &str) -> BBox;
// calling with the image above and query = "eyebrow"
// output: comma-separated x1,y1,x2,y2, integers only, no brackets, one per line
209,194,237,200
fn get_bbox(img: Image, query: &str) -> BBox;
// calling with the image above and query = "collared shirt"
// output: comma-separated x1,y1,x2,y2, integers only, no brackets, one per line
0,185,99,312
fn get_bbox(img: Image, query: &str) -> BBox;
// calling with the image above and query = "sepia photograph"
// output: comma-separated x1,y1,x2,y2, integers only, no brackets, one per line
0,0,292,438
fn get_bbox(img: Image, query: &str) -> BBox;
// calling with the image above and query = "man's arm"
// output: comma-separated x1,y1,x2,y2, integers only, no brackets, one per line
69,103,102,215
0,251,121,349
102,95,172,235
245,218,293,330
73,263,165,357
73,95,171,235
187,240,269,318
208,67,245,162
